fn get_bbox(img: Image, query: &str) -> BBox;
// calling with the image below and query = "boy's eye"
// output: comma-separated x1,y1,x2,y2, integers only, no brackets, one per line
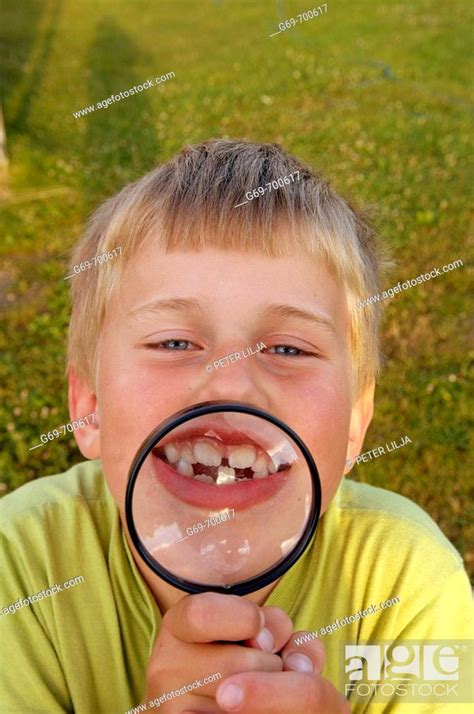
145,339,196,351
266,344,313,357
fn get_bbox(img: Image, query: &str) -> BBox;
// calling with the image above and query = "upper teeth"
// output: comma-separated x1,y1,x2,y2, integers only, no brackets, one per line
194,441,222,467
228,445,257,469
160,438,282,482
164,443,180,464
252,453,268,472
176,458,194,477
180,444,196,463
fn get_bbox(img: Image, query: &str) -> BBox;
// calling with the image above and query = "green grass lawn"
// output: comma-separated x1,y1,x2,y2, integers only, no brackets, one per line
1,0,473,576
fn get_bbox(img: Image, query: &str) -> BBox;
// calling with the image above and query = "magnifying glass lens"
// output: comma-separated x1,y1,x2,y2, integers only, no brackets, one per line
127,405,319,593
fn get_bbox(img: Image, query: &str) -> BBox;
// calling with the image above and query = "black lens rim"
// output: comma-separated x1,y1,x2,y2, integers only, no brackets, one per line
125,401,322,595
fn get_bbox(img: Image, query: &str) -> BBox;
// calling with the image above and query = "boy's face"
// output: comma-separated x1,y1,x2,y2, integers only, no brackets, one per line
71,242,372,574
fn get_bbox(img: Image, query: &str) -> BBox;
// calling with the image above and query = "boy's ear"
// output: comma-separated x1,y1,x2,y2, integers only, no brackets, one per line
345,381,375,473
68,365,101,459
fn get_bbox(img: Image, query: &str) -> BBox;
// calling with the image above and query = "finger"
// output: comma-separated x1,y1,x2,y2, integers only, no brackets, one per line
280,630,325,675
143,692,219,713
181,694,221,713
144,643,282,702
163,593,264,643
174,643,283,699
244,607,293,654
215,672,350,713
203,643,283,679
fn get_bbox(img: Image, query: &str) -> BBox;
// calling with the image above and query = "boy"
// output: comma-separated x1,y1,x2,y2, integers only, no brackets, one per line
0,139,472,713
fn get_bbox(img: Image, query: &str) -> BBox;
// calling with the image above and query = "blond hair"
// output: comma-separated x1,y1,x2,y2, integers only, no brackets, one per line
67,138,388,395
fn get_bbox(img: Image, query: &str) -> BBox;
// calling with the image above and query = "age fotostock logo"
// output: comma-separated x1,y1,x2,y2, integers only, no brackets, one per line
340,640,473,703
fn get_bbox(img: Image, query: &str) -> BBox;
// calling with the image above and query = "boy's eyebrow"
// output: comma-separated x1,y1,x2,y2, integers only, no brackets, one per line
262,304,337,334
128,298,336,334
128,297,205,319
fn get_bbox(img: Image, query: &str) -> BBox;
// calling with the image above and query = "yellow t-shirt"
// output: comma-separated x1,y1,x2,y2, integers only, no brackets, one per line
0,460,472,713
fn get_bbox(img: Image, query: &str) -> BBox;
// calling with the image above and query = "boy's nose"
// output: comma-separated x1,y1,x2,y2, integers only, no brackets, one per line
198,352,270,410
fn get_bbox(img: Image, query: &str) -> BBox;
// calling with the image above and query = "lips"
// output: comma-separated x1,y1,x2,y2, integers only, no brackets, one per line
159,437,280,482
150,427,292,509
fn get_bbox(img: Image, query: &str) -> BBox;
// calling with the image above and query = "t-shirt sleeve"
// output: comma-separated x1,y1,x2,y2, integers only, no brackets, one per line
0,533,72,713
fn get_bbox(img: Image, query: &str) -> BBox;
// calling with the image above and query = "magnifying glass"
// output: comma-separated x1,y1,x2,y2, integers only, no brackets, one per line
125,401,321,595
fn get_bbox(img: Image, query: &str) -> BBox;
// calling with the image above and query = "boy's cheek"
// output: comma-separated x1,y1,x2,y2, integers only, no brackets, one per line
300,386,351,511
99,440,131,505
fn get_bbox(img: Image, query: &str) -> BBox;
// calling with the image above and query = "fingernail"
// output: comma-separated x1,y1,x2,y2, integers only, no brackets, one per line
284,652,314,673
255,626,275,652
218,682,244,710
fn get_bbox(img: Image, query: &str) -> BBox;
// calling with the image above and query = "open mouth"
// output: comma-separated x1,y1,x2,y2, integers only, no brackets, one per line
150,425,292,509
155,437,288,485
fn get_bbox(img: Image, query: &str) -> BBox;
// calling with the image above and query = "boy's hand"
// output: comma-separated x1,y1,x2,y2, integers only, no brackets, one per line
141,592,350,713
141,592,286,712
212,628,351,713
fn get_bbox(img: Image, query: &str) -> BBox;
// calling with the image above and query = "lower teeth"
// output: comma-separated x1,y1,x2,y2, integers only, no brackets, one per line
157,451,277,483
194,473,214,484
216,466,237,485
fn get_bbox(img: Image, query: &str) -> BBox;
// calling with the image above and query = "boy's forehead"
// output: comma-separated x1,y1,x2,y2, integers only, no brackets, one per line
117,246,350,330
125,245,270,284
125,244,327,287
